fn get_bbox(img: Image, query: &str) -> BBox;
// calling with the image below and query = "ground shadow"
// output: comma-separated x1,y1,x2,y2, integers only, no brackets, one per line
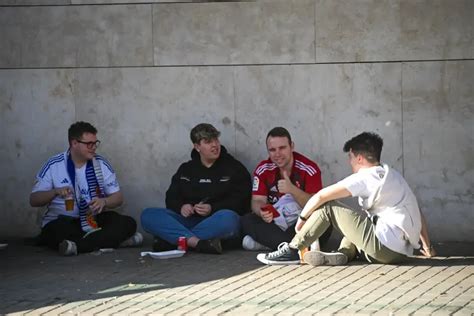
0,239,262,314
1,239,473,314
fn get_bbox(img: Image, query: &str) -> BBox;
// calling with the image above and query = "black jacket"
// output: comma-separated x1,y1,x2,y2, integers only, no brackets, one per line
165,146,251,215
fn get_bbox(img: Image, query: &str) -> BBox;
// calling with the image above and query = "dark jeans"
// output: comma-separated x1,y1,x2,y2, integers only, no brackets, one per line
241,213,332,250
38,211,136,253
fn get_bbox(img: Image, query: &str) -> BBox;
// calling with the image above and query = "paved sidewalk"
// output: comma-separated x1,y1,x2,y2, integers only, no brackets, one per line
1,240,473,315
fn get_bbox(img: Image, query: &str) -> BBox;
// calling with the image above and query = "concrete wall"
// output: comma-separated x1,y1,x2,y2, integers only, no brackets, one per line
0,0,472,241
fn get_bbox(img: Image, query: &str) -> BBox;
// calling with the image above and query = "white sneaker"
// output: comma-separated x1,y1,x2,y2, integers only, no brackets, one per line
242,235,271,251
120,232,143,248
59,240,77,256
303,250,348,266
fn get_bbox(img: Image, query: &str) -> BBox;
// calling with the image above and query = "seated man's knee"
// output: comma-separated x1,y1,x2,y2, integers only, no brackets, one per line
103,212,136,232
321,201,347,217
214,209,239,221
322,201,338,209
141,208,166,230
213,209,240,230
122,215,137,233
313,202,333,219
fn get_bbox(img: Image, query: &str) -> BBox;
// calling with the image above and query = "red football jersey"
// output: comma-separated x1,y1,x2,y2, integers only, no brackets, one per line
252,151,322,204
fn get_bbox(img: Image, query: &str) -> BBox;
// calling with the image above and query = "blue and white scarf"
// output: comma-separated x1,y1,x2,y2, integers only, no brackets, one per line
67,153,105,233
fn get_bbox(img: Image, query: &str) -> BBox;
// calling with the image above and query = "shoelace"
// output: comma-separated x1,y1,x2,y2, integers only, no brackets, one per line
266,242,290,259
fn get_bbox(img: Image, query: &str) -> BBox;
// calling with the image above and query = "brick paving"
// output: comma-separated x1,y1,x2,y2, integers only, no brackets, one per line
1,240,473,315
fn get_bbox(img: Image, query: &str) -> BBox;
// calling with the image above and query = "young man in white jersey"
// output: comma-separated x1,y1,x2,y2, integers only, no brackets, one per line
257,132,436,265
30,121,142,256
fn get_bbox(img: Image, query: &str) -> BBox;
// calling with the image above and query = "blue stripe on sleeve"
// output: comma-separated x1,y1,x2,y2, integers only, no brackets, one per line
95,155,115,173
38,154,65,178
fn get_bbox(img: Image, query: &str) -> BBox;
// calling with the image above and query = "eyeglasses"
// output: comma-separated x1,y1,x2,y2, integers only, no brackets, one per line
76,139,101,149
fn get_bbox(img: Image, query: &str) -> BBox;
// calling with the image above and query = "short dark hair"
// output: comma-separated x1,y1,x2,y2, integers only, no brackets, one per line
190,123,221,144
68,121,97,144
343,132,383,163
266,127,292,144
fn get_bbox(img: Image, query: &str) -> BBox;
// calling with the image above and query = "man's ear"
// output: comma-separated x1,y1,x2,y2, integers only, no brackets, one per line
290,141,295,151
193,143,200,152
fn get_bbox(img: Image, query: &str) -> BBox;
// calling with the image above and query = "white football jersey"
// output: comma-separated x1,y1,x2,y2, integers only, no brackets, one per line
32,150,120,226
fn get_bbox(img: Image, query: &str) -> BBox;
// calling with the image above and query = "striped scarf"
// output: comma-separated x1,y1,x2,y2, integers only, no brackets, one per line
67,153,105,233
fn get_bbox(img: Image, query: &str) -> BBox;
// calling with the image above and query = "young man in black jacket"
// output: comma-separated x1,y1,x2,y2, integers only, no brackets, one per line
141,123,251,254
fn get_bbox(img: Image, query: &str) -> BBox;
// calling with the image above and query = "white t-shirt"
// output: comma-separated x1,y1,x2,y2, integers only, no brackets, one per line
32,151,120,227
338,164,421,255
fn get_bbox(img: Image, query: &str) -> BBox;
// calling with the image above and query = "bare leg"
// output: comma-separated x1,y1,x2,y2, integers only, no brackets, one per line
419,209,436,257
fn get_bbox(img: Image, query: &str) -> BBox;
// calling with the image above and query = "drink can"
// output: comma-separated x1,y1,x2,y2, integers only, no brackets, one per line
299,247,308,264
178,237,187,251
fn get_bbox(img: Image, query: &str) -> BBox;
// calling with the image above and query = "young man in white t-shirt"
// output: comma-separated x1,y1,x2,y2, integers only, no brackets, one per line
257,132,436,265
30,121,142,256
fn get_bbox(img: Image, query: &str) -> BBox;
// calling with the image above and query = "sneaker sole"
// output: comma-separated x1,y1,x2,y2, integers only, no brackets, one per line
303,251,347,266
256,253,300,265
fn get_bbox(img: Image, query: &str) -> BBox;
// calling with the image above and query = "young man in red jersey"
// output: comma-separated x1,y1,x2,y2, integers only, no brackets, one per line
241,127,331,251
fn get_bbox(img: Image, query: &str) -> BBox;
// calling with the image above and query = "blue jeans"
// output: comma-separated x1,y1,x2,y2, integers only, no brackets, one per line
141,208,240,245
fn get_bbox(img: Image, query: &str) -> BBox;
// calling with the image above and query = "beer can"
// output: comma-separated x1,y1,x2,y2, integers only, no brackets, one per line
299,247,308,264
178,236,187,251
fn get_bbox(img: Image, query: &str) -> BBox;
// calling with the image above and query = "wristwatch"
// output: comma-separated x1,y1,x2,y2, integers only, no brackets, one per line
299,215,308,221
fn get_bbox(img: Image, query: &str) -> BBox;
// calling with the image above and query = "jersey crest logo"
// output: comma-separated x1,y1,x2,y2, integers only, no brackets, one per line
252,176,259,191
61,178,69,184
269,195,279,204
107,180,118,187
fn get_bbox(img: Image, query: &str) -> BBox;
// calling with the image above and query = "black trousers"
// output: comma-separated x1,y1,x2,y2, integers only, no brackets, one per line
39,211,136,253
241,213,332,250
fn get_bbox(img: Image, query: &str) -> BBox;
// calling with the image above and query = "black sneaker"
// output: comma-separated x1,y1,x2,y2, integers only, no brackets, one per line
256,242,300,265
152,236,176,252
196,238,222,254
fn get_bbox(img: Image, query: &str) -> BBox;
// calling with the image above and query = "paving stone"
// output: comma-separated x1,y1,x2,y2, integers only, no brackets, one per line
1,240,473,315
